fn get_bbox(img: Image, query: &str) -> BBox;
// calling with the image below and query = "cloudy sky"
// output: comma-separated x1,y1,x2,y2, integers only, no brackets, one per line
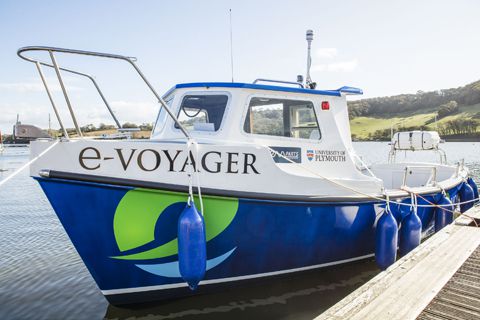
1,0,480,133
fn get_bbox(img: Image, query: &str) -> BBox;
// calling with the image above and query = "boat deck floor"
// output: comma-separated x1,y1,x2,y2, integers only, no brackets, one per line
316,205,480,320
417,245,480,320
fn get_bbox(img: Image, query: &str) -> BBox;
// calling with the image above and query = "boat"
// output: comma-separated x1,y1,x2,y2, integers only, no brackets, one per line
13,122,51,143
17,32,478,305
0,131,4,153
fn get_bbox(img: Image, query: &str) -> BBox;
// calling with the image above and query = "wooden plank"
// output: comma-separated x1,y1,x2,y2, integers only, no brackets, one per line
316,206,480,320
455,205,480,226
418,245,480,319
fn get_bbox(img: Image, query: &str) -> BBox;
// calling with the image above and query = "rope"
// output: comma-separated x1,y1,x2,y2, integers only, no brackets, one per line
171,136,479,211
192,140,204,215
186,139,194,206
266,146,480,209
0,140,60,187
185,138,204,215
350,151,377,178
410,192,418,215
403,186,479,227
385,194,391,214
186,137,480,225
268,144,480,227
3,136,476,225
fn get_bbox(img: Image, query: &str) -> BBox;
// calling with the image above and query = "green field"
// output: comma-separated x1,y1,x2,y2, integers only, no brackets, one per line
350,103,480,139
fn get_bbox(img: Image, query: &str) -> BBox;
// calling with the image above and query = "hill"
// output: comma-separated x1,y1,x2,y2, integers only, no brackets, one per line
348,80,480,140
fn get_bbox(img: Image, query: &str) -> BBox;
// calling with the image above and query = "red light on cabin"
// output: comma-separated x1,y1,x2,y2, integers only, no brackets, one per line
321,101,330,110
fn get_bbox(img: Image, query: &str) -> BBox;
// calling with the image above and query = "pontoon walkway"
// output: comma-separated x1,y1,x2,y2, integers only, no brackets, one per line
316,205,480,320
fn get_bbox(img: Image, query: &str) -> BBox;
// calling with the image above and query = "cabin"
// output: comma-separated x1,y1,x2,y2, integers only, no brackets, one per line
150,81,374,182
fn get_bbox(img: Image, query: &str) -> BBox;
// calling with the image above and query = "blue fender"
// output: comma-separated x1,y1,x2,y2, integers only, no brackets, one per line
459,182,474,213
434,195,454,232
467,177,479,204
375,210,398,270
178,203,207,290
399,208,422,256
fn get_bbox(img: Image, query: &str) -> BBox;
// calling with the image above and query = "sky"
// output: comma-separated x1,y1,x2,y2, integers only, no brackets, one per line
1,0,480,133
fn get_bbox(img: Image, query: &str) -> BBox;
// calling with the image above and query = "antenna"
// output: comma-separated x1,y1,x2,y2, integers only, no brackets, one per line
305,29,316,89
229,9,234,83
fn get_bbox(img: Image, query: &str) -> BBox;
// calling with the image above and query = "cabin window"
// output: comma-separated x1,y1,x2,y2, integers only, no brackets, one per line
152,95,174,137
244,97,321,140
175,95,228,132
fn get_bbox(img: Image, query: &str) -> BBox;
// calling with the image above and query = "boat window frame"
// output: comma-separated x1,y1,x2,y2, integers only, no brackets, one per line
151,93,175,138
171,90,232,135
240,94,323,143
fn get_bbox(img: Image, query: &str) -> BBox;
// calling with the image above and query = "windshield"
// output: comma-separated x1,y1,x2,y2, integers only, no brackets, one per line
175,95,228,132
151,95,174,137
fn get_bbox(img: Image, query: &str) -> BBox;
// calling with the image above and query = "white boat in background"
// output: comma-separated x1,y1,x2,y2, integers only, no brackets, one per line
17,31,479,305
0,131,4,154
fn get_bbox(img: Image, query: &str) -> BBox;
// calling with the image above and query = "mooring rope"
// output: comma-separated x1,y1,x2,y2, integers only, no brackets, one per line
403,186,479,227
265,145,480,209
186,138,204,215
4,137,476,222
192,140,204,215
189,136,480,210
410,192,418,215
0,140,60,188
350,151,377,178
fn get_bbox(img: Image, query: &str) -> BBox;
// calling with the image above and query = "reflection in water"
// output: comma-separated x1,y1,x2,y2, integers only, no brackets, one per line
105,260,378,320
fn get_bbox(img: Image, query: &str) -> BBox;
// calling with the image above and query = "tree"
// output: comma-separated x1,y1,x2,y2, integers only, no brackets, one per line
122,122,138,129
437,101,458,119
139,123,153,131
81,124,96,132
348,80,480,119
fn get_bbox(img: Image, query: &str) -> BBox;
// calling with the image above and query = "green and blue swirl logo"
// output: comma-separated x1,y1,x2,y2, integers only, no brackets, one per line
111,188,238,278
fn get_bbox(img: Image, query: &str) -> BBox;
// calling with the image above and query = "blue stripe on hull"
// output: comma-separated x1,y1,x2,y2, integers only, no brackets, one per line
35,177,456,299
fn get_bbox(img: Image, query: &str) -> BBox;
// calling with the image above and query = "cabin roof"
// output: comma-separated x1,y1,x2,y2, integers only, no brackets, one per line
164,82,363,98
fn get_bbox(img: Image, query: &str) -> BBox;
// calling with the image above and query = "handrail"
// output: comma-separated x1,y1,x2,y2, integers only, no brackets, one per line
34,61,69,138
388,144,447,164
18,46,138,63
455,159,465,178
49,50,82,137
402,165,438,188
32,60,121,129
253,78,304,88
17,46,191,139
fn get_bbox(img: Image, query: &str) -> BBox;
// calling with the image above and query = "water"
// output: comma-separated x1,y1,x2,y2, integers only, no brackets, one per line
0,142,479,320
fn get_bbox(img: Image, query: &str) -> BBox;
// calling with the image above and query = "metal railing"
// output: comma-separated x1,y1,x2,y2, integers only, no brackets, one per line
402,165,438,188
253,78,304,88
17,46,190,139
455,159,465,178
388,145,447,164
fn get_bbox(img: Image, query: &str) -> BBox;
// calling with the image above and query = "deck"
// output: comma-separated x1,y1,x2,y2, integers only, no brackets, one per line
316,205,480,320
418,246,480,319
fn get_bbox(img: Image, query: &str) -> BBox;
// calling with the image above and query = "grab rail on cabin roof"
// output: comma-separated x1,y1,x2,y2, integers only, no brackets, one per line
253,78,304,88
17,46,191,139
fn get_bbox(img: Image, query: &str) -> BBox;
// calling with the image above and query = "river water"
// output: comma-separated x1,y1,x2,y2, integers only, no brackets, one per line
0,142,479,320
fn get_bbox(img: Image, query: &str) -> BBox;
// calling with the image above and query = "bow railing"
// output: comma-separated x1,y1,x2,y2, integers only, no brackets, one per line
17,46,190,139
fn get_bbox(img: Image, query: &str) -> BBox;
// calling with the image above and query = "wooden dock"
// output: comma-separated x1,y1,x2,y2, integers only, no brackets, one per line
316,206,480,320
418,246,480,319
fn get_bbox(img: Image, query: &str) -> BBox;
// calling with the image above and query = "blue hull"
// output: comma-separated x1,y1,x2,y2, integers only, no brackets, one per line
35,177,461,304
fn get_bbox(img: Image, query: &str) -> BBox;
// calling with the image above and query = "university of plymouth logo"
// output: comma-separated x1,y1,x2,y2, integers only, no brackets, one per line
306,150,314,161
111,189,238,278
